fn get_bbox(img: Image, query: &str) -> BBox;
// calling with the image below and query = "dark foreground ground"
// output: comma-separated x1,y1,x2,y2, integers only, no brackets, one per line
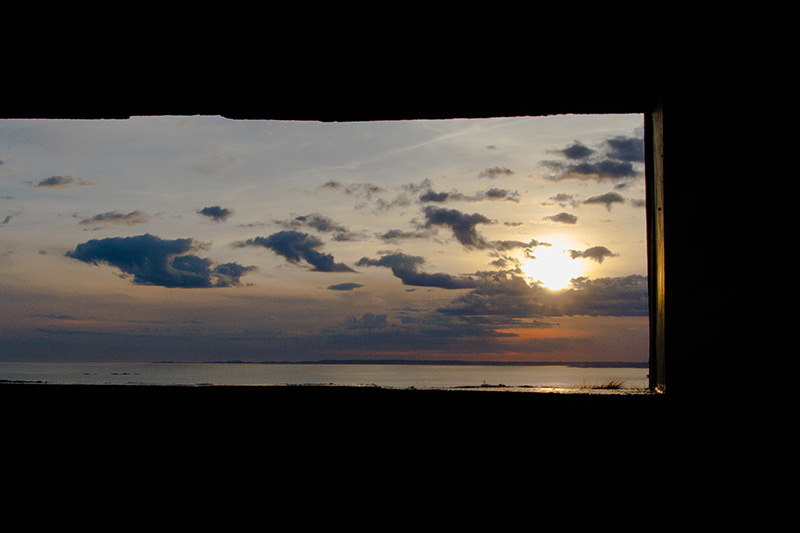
3,383,690,527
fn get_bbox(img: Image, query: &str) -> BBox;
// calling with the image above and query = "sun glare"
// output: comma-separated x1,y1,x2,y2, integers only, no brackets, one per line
521,238,585,291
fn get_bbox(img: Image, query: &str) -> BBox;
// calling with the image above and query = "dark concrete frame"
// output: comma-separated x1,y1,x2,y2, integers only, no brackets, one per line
3,8,679,394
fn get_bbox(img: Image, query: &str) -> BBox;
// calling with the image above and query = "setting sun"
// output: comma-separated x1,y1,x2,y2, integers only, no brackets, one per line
522,238,585,290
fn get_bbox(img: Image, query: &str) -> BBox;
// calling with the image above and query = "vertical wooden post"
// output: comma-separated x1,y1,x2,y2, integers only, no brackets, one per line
645,98,666,392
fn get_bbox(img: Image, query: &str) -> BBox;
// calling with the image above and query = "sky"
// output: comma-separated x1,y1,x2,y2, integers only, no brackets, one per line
0,114,649,363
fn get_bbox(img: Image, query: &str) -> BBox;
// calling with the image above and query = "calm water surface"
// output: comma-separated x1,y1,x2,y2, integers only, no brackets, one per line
0,362,649,391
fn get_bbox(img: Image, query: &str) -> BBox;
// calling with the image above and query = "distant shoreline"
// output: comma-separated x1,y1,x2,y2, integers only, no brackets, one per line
152,359,649,369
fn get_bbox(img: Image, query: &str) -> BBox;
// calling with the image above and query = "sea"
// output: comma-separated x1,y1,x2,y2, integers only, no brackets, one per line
0,361,650,392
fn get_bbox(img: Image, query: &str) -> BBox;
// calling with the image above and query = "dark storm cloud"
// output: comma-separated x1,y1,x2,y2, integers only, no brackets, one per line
420,206,493,249
568,246,618,263
279,213,364,241
356,252,477,290
65,234,256,288
419,190,452,203
234,230,355,272
561,275,649,316
418,206,547,252
543,212,578,225
542,134,644,182
34,175,97,188
198,206,234,222
211,262,258,286
327,282,364,291
560,141,595,160
79,210,150,226
577,160,638,179
478,167,514,179
311,313,528,359
439,272,648,318
439,273,558,317
543,160,638,180
583,192,625,211
605,135,644,162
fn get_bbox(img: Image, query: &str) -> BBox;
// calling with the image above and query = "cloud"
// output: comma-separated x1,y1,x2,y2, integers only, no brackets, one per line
34,175,98,188
544,193,580,209
29,313,101,322
576,160,638,179
419,187,520,203
541,134,644,182
543,160,638,181
79,210,150,226
313,312,524,359
376,229,432,243
356,252,477,290
210,262,258,286
560,275,649,316
543,212,578,225
478,167,514,179
490,238,547,252
419,190,452,203
327,282,364,291
65,234,256,288
418,206,548,252
1,210,20,226
198,206,234,222
568,246,618,263
583,192,625,211
420,206,493,249
234,230,355,272
344,313,388,330
439,272,648,318
319,180,414,213
320,177,521,215
278,213,364,241
482,188,520,202
559,141,595,160
605,135,644,162
439,273,558,317
318,180,384,199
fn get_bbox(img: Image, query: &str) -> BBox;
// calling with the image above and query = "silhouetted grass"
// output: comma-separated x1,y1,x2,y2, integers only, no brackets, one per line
579,377,627,390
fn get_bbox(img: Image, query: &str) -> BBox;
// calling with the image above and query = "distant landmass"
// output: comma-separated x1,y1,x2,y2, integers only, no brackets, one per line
154,359,649,368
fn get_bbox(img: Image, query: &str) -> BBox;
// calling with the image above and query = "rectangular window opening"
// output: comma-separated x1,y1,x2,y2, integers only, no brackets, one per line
0,112,661,393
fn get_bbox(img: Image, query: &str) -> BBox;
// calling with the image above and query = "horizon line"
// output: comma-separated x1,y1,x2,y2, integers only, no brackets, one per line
151,359,649,368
